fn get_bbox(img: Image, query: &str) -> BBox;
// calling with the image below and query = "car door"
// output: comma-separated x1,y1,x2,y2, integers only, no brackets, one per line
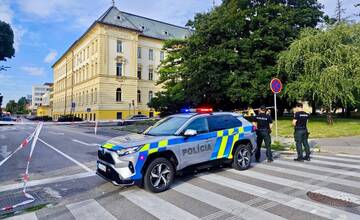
178,116,216,169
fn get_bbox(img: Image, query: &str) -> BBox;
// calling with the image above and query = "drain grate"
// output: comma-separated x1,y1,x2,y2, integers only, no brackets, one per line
307,191,359,208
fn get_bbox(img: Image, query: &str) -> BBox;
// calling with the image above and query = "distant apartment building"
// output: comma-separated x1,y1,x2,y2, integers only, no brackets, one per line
52,5,191,121
31,83,53,111
36,84,54,117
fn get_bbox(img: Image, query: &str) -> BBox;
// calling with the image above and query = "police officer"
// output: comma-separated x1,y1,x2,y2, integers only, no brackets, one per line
293,103,310,161
253,105,273,162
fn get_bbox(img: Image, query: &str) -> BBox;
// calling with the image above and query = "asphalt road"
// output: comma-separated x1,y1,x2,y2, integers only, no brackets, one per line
0,122,360,220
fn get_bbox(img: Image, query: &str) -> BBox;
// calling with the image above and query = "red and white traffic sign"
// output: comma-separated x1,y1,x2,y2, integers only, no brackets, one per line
270,78,282,94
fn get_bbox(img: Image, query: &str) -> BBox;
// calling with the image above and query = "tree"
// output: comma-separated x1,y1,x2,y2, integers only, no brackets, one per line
17,97,29,114
335,0,346,23
150,0,324,114
277,24,360,124
5,100,17,113
0,21,15,61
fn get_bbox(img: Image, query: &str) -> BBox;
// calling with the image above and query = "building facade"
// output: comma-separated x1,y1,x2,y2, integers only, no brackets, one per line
52,6,190,121
31,83,52,112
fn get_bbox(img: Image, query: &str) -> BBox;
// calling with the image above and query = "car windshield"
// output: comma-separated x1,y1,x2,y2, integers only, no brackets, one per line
146,116,188,136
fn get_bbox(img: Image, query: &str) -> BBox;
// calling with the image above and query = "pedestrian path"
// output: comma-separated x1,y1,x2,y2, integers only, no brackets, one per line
7,153,360,220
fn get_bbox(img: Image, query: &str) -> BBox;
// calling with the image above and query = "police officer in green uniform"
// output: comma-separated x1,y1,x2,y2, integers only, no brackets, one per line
293,103,310,161
253,106,273,163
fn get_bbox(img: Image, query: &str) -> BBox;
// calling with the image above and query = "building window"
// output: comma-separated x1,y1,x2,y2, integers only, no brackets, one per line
116,63,123,76
137,90,141,103
149,49,153,60
94,88,97,103
117,40,123,53
82,91,85,105
116,88,122,102
91,89,93,104
86,91,89,104
148,68,153,80
137,66,142,79
149,91,153,102
137,47,141,59
160,51,165,61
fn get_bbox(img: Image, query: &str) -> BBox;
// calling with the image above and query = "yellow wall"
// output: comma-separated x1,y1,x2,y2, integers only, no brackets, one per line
52,22,163,121
37,106,51,117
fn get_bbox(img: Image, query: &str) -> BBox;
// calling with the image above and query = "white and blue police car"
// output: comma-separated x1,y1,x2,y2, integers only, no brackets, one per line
97,108,257,193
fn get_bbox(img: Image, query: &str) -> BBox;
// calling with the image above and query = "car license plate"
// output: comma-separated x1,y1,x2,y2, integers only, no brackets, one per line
98,163,106,172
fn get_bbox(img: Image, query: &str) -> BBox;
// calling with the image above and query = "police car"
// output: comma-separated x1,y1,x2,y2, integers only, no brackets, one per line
97,108,257,193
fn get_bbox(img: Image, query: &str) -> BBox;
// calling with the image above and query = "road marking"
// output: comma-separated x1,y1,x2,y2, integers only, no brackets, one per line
121,189,200,220
0,134,6,139
0,145,11,159
302,158,360,169
311,155,360,163
38,138,93,172
200,174,360,220
227,169,360,205
0,172,95,193
172,182,286,220
275,159,360,178
7,212,38,220
336,154,360,159
254,163,360,189
48,131,64,135
67,199,116,220
201,210,229,220
72,139,100,147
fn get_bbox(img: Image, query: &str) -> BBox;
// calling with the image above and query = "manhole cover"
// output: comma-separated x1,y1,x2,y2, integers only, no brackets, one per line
307,191,359,208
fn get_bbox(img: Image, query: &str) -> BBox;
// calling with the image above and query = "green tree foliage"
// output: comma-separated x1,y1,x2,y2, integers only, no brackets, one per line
0,21,15,61
277,24,360,124
4,97,30,114
5,100,17,113
149,0,323,115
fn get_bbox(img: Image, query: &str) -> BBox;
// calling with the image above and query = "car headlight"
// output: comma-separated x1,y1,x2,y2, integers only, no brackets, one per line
116,145,142,156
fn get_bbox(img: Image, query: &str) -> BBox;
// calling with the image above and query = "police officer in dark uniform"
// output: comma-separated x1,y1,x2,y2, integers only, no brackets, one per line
293,103,310,161
253,106,273,162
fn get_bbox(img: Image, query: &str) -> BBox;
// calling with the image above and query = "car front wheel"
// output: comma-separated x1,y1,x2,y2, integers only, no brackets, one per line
143,158,174,193
232,144,251,170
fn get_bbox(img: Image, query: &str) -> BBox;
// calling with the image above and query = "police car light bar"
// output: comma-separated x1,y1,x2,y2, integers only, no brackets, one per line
180,108,213,113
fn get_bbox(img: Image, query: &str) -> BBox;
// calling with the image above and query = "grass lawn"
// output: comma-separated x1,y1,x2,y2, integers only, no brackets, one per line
277,117,360,138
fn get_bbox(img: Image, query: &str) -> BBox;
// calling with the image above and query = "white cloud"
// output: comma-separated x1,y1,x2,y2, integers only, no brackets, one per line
0,73,14,86
21,66,45,76
44,50,58,63
0,0,26,52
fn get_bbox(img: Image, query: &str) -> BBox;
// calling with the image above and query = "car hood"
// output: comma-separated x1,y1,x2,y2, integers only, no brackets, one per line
102,133,170,150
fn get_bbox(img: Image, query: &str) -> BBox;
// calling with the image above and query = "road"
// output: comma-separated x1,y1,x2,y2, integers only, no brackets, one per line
0,123,360,220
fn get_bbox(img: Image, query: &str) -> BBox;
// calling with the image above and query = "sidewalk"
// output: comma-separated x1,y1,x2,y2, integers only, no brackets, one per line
277,136,360,155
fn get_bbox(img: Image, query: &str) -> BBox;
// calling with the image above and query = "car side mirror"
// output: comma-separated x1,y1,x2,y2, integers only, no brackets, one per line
184,129,197,137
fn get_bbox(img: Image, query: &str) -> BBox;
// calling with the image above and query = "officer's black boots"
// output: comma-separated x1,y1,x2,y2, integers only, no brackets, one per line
304,156,311,161
294,158,304,162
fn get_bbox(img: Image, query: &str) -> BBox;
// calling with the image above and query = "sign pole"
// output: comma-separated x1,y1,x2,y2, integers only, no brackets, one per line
274,93,278,142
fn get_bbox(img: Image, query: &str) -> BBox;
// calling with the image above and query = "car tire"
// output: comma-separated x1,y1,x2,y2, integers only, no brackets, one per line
232,144,251,170
143,157,175,193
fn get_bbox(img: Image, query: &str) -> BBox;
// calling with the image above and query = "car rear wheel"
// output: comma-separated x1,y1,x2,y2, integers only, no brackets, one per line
144,158,174,193
232,144,251,170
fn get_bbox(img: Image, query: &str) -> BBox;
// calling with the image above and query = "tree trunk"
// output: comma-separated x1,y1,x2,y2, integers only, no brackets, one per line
311,102,316,115
326,106,334,125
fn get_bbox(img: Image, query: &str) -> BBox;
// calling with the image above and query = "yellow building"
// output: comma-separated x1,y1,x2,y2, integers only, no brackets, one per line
52,6,191,121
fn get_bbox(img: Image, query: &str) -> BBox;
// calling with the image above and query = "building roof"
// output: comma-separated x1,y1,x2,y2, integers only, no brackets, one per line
98,6,192,40
52,6,191,67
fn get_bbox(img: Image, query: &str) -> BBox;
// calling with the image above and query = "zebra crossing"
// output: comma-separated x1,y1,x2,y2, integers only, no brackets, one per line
6,153,360,220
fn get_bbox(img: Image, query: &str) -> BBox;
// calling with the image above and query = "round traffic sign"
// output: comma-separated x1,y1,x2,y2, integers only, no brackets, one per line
270,78,282,94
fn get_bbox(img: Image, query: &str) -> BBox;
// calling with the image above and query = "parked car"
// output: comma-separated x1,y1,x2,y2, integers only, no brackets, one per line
58,115,83,122
122,114,150,125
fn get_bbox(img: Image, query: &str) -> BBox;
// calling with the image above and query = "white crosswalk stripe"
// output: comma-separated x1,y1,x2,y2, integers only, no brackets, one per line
337,153,360,159
254,162,360,189
309,158,360,169
120,189,200,220
200,173,360,220
228,169,360,205
312,154,360,163
172,182,286,220
66,199,117,220
275,159,360,178
7,213,37,220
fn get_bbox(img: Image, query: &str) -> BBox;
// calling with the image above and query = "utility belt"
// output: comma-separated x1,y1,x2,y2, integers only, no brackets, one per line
257,128,271,133
295,127,307,131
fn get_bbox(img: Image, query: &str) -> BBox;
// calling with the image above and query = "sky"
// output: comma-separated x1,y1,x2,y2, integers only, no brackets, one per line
0,0,359,105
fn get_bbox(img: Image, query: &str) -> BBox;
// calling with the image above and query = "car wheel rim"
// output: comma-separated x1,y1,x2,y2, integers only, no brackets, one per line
237,148,250,168
150,163,171,189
